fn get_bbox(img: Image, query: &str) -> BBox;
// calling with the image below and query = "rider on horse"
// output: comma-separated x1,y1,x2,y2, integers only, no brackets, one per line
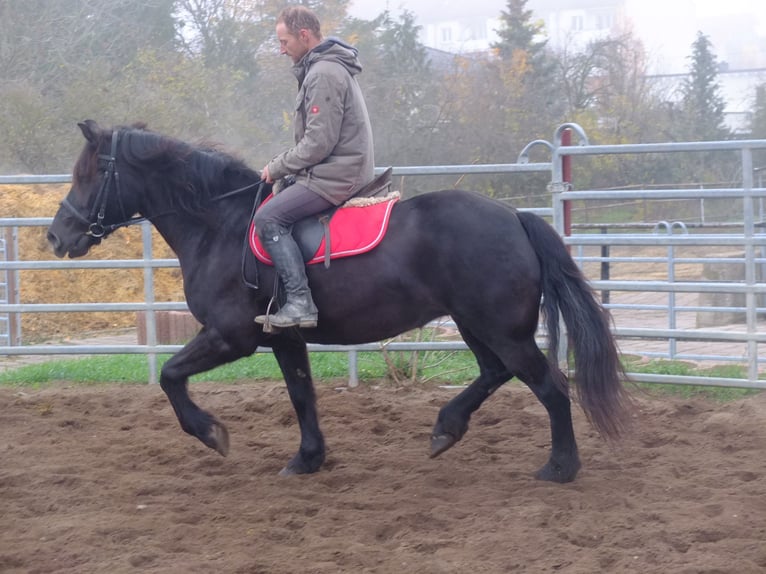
255,6,375,329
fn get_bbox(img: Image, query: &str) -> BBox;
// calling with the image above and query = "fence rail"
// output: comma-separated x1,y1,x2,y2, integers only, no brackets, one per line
551,133,766,388
2,126,766,390
0,161,552,385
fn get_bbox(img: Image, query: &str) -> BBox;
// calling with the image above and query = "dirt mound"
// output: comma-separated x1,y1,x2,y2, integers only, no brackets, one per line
1,381,765,573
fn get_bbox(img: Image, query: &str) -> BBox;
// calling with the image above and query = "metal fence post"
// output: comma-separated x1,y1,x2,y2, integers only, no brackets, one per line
142,222,159,384
1,227,21,346
742,148,757,382
348,349,359,388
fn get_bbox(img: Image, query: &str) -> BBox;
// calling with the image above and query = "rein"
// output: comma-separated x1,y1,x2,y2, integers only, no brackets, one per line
212,180,264,202
61,129,264,238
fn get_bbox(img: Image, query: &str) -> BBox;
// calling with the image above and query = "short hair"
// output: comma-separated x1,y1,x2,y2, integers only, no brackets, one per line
277,6,322,39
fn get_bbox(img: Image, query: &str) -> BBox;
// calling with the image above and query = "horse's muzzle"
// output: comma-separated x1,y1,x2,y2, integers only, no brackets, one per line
47,229,99,259
47,230,64,256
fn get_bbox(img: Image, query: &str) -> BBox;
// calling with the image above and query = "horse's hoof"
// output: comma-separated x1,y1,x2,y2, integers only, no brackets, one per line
207,421,230,457
430,433,457,458
277,450,324,476
278,466,297,477
534,459,580,483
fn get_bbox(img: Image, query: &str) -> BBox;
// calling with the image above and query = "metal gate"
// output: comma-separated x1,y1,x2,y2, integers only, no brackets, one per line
547,127,766,388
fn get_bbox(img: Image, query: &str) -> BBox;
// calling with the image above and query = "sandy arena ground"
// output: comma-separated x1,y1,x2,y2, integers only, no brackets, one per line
2,381,766,573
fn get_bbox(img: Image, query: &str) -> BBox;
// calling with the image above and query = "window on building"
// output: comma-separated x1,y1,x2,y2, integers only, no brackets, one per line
595,12,613,30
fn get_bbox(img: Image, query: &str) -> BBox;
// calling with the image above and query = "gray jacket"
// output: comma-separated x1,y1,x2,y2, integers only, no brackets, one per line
266,38,375,205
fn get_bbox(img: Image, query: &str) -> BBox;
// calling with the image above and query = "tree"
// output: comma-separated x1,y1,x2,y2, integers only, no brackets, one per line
555,32,665,137
175,0,271,74
491,0,556,116
493,0,548,68
0,0,178,171
0,0,177,86
548,31,700,190
678,31,729,141
352,11,440,168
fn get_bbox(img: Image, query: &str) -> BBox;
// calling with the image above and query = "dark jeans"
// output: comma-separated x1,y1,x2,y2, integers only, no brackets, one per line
252,183,334,237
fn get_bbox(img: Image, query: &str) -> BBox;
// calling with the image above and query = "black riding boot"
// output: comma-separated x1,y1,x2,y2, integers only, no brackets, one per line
254,223,318,328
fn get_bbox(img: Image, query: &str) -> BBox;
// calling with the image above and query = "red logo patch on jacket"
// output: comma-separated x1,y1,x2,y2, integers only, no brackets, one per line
310,105,320,114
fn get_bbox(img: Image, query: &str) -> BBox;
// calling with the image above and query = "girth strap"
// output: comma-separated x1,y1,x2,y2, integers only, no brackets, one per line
318,214,331,269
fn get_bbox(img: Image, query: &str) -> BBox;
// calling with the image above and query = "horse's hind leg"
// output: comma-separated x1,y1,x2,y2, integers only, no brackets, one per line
271,337,325,476
432,327,580,483
160,326,251,456
430,328,512,457
512,339,580,483
430,368,510,458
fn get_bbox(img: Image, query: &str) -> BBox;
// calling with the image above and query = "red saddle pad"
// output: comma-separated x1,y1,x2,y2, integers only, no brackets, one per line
249,196,399,266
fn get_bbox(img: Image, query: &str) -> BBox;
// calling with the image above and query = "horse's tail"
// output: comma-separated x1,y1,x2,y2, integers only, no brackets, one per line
517,211,630,439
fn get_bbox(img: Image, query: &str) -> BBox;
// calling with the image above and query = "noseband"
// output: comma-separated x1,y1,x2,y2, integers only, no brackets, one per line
60,130,147,238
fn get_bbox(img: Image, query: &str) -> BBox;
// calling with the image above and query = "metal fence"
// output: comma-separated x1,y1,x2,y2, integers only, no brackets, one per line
0,159,552,386
2,125,766,390
550,134,766,389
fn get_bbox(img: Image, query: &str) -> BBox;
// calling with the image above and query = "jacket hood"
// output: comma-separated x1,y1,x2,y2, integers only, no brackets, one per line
293,37,362,82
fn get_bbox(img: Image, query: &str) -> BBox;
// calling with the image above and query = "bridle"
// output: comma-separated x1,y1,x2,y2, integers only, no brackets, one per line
60,129,264,238
60,129,147,238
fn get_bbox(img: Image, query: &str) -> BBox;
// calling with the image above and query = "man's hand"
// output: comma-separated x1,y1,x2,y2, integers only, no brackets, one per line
262,165,273,184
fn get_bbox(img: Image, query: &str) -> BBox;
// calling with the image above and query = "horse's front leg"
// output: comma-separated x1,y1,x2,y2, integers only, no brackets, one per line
160,325,251,456
271,336,325,476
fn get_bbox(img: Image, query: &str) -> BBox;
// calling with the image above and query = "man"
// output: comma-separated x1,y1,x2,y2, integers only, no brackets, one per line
254,6,375,329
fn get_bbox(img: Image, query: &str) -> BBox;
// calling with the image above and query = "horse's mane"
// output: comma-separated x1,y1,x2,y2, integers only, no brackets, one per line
74,123,262,218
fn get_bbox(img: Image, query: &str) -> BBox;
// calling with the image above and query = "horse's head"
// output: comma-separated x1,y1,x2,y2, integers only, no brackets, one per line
48,120,145,258
49,120,263,258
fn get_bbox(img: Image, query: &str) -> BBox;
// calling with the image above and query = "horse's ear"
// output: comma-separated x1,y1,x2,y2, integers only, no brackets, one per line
77,120,99,144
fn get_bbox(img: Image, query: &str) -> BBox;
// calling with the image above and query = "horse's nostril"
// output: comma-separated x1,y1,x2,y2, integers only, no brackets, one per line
47,230,61,249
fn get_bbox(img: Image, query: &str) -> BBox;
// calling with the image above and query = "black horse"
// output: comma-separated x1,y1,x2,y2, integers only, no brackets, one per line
47,121,629,483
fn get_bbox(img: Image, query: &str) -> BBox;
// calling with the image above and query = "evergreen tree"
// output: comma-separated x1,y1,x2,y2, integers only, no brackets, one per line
356,10,438,167
492,0,548,69
678,31,729,140
486,0,561,167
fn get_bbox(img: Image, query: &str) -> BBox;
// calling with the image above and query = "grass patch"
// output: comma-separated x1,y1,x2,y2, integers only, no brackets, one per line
633,382,760,402
1,350,763,404
622,356,764,401
0,348,480,388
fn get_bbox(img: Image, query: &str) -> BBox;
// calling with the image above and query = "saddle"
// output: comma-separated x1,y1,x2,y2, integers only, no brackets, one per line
243,168,397,288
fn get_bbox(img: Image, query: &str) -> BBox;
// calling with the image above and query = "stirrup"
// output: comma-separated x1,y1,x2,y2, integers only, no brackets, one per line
260,307,318,329
255,297,317,330
255,312,317,330
255,298,280,333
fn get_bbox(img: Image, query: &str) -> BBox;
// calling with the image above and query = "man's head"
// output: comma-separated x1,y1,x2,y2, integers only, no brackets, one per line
276,6,323,64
